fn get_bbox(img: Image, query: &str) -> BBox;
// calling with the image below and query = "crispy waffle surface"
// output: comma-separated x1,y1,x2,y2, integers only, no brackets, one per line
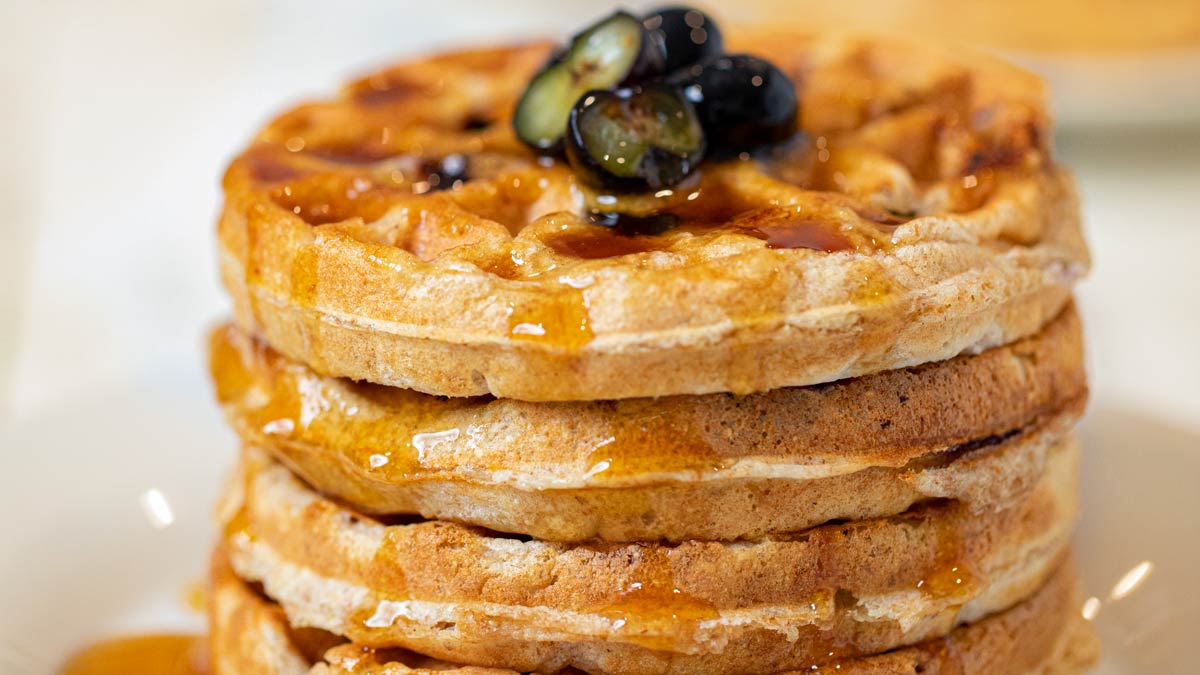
217,435,1080,675
210,304,1085,542
217,33,1089,401
209,546,1097,675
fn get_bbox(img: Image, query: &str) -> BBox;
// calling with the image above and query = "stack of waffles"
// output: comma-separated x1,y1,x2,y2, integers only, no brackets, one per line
205,32,1098,675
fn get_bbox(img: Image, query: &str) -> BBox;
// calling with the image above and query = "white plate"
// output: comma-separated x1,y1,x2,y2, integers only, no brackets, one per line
1,370,1196,674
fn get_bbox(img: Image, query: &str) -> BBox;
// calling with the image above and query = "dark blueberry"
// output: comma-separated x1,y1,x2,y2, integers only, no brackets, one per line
643,6,723,71
565,84,706,191
513,11,667,152
667,54,798,155
418,154,469,191
589,210,681,235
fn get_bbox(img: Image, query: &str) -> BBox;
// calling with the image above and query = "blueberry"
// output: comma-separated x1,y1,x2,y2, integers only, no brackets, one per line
643,6,723,72
589,210,681,235
565,84,706,191
418,154,469,191
514,11,667,153
667,54,798,155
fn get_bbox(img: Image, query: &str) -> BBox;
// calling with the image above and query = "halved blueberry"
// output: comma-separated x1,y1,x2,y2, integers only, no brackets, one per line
643,6,723,72
514,11,667,153
667,54,798,155
565,84,706,191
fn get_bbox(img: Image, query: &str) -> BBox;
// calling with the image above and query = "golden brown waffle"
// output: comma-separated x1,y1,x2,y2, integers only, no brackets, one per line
217,34,1088,401
210,545,1097,675
219,442,1078,675
210,304,1085,542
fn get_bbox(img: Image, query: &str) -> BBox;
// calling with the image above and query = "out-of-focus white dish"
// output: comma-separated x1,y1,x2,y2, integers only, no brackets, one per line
1011,48,1200,129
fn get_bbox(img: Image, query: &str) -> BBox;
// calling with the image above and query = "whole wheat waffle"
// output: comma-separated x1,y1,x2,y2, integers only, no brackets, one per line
219,440,1077,675
210,304,1084,542
217,33,1088,401
210,545,1096,675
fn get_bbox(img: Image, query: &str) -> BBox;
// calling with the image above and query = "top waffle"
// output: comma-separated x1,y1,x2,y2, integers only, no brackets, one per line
218,32,1088,401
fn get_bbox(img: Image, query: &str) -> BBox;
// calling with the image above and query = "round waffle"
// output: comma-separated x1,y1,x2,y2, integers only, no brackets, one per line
210,305,1084,542
219,440,1078,675
217,34,1088,401
210,546,1096,675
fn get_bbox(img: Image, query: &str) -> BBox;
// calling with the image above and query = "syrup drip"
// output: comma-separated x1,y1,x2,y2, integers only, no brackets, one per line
851,261,904,305
584,405,726,479
545,231,663,259
211,325,736,486
241,146,310,183
729,208,856,252
59,634,207,675
270,175,397,226
288,242,330,373
352,74,440,107
181,580,208,614
304,144,396,166
507,289,593,349
913,508,983,606
752,218,855,251
209,325,487,481
349,529,421,634
596,546,719,652
371,529,413,594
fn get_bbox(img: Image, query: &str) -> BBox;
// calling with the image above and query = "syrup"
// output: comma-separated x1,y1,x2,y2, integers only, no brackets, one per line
289,244,321,310
752,218,854,251
209,325,482,481
181,580,208,614
584,404,726,479
913,508,982,605
59,634,206,675
545,230,663,259
351,73,441,107
506,289,593,349
596,546,719,652
240,146,309,183
728,208,856,252
850,261,904,305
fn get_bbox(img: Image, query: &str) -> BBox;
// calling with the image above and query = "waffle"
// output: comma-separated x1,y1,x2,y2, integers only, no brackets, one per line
217,34,1088,401
210,545,1096,675
218,440,1077,675
210,304,1084,542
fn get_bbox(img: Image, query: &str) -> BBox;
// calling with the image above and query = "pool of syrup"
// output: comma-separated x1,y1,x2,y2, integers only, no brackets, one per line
59,634,207,675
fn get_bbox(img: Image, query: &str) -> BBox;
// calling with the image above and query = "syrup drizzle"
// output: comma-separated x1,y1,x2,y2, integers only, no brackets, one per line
211,324,737,487
210,324,482,481
545,231,663,259
506,289,593,349
595,546,719,652
584,404,727,479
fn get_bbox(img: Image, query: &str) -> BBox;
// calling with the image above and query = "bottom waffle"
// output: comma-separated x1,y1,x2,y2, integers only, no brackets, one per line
210,547,1098,675
220,438,1079,675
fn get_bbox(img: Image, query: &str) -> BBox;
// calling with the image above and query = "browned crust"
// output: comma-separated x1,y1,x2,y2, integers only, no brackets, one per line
210,545,1097,675
220,441,1078,674
217,36,1089,400
210,303,1085,541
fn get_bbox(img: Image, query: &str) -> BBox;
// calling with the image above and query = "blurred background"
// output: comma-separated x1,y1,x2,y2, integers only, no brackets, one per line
1,2,1197,674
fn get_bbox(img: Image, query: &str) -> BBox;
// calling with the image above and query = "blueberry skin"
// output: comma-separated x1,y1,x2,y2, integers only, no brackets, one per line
513,11,668,152
643,6,724,72
667,54,799,155
565,84,706,192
